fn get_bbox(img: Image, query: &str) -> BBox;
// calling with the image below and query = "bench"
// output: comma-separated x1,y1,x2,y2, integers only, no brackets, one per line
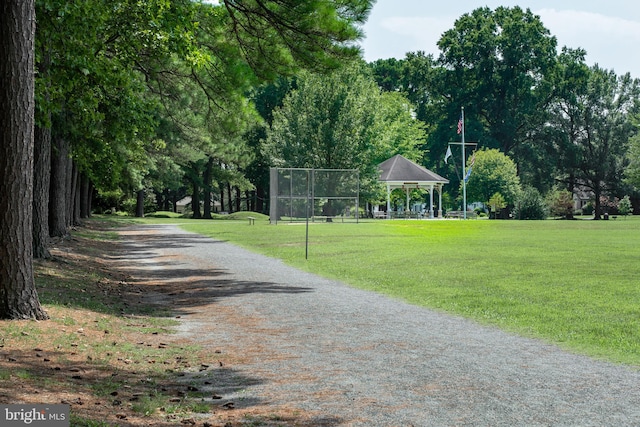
445,210,477,219
247,216,255,225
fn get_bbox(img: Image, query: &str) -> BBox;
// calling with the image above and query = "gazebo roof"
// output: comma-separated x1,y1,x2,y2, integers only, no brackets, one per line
379,154,449,185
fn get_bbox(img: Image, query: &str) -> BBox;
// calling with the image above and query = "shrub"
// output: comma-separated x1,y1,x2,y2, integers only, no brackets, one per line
514,187,548,220
547,188,574,219
618,195,633,216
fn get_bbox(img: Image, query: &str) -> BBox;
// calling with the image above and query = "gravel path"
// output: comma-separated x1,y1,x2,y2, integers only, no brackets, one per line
118,224,640,426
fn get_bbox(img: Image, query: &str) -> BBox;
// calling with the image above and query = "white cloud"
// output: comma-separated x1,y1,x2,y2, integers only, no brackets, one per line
366,15,456,59
380,16,453,41
536,9,640,42
535,9,640,75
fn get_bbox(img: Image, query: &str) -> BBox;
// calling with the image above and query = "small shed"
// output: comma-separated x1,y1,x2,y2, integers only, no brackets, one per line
378,154,449,218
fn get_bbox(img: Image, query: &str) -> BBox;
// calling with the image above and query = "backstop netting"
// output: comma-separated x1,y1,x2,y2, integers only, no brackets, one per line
269,168,360,224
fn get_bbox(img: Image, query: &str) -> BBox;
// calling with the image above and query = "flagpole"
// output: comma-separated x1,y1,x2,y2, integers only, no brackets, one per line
461,107,467,219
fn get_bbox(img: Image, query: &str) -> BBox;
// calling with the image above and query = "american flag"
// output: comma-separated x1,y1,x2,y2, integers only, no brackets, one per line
468,152,476,167
457,115,463,134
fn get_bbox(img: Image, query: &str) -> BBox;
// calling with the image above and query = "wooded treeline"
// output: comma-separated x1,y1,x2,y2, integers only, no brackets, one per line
1,0,376,319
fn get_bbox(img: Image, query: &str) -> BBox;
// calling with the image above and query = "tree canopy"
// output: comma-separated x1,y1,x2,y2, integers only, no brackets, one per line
263,61,425,199
436,6,557,156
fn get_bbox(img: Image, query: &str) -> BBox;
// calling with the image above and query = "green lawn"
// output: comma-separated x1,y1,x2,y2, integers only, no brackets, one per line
133,215,640,366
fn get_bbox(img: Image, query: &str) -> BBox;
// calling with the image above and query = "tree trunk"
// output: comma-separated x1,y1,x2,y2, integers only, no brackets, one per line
87,182,93,217
235,186,241,212
135,189,145,217
256,185,265,214
246,190,253,212
165,189,171,211
593,186,602,220
192,181,201,219
33,45,52,259
67,158,77,227
49,131,68,237
219,186,225,213
172,191,178,213
203,157,213,219
79,174,90,219
0,0,49,320
227,183,233,213
33,123,51,258
71,164,81,226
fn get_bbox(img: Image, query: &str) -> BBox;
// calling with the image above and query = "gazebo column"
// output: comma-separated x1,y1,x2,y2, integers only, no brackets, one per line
406,187,410,217
437,184,443,218
429,184,434,218
386,183,391,219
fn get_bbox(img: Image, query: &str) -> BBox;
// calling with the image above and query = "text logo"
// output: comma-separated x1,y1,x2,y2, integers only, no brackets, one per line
1,405,69,426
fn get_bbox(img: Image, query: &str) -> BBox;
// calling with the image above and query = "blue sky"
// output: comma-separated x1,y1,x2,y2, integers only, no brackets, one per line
360,0,640,78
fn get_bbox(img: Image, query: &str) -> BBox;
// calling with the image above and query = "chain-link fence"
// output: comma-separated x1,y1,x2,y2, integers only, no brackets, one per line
269,168,359,224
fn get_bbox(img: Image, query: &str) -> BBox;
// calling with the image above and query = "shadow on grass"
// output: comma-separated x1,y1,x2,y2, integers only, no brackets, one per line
0,346,266,426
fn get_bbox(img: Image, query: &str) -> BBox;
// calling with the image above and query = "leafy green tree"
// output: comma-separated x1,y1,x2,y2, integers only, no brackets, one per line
618,195,633,217
551,64,640,219
465,149,521,207
264,61,424,201
265,62,377,169
624,131,640,190
370,52,437,125
436,7,557,154
487,192,507,219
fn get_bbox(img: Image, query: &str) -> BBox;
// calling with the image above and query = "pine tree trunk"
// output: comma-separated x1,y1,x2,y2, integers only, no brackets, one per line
219,187,225,213
0,0,49,320
33,123,51,258
49,131,68,237
79,174,90,219
87,182,93,218
247,190,253,212
203,157,213,219
73,165,81,225
67,159,77,227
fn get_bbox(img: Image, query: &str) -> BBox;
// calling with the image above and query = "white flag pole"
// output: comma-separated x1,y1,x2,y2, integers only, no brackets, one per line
461,107,467,219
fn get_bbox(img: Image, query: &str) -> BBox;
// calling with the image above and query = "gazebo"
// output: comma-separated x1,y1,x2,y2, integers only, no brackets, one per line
378,154,449,218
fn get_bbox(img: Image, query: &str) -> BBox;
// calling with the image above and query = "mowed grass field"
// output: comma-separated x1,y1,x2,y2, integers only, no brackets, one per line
139,214,640,366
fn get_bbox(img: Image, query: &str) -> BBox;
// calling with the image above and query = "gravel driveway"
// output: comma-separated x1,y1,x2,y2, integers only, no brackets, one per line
118,224,640,426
